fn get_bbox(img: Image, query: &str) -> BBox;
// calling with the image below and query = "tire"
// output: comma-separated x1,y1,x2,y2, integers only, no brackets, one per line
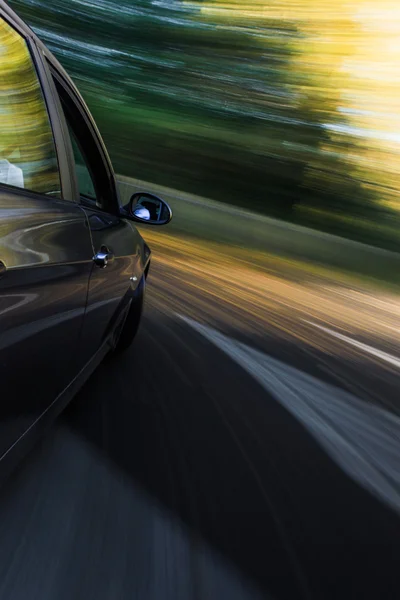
112,276,145,354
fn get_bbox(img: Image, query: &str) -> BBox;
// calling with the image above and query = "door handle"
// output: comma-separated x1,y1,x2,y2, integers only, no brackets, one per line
93,247,114,268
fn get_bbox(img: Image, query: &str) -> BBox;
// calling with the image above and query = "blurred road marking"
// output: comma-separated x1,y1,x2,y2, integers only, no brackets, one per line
306,321,400,369
180,316,400,515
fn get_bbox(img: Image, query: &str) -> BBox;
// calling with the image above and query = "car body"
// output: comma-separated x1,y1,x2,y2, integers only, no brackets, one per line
0,1,171,479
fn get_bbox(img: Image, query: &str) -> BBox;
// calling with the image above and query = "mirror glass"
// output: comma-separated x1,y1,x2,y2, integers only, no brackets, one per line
129,192,172,225
133,206,151,221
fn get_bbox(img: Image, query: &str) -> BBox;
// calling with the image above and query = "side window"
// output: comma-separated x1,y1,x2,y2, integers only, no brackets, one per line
51,72,117,214
67,124,97,201
0,18,60,196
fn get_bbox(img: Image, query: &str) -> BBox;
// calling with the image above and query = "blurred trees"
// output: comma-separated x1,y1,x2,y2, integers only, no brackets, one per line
193,0,399,229
0,16,60,194
9,0,400,246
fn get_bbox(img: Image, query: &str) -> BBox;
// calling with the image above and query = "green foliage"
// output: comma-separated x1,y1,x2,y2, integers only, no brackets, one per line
9,0,400,247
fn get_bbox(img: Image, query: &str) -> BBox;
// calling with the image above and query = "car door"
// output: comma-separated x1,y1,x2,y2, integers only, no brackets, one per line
47,63,144,368
0,14,93,456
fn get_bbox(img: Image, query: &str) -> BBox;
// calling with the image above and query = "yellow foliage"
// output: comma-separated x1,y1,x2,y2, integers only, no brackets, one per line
0,18,60,195
196,0,400,209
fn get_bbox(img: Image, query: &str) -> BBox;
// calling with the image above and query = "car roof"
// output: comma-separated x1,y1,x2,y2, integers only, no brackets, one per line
0,0,82,100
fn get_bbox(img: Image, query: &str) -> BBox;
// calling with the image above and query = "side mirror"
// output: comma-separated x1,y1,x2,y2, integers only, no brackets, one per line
128,192,172,225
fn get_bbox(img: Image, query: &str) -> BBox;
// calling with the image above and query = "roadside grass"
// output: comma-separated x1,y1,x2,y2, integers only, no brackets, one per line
141,230,400,298
118,176,400,293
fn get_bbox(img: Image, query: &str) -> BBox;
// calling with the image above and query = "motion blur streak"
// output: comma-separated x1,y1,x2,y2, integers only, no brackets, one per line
307,322,400,370
9,0,400,248
180,316,400,515
0,428,266,600
2,1,400,599
1,254,399,599
0,17,60,195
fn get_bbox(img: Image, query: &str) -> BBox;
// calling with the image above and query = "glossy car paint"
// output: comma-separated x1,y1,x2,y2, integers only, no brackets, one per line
0,1,154,475
78,207,145,367
0,187,93,457
48,63,148,368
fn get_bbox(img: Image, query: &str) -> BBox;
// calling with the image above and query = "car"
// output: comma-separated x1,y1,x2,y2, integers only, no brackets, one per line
0,1,172,479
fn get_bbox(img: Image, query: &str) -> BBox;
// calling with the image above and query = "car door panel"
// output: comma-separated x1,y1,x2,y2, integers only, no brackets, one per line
0,15,94,458
79,207,143,364
48,67,143,365
0,188,92,457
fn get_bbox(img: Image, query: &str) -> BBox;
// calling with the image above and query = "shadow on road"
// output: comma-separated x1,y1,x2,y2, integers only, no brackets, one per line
63,309,400,600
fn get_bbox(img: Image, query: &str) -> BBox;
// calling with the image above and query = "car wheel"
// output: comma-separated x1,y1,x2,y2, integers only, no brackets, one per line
112,276,145,354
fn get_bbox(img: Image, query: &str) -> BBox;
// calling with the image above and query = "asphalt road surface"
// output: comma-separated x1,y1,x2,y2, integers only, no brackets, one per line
0,235,399,600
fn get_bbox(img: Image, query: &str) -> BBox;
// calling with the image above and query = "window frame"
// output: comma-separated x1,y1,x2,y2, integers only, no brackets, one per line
0,12,65,201
44,58,121,216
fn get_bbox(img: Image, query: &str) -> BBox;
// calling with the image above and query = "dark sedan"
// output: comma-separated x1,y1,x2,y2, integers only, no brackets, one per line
0,1,172,477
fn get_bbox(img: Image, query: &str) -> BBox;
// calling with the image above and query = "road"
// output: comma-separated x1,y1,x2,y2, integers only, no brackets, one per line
0,232,399,600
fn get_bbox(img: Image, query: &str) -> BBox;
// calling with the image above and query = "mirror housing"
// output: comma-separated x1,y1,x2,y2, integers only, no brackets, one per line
126,192,172,225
